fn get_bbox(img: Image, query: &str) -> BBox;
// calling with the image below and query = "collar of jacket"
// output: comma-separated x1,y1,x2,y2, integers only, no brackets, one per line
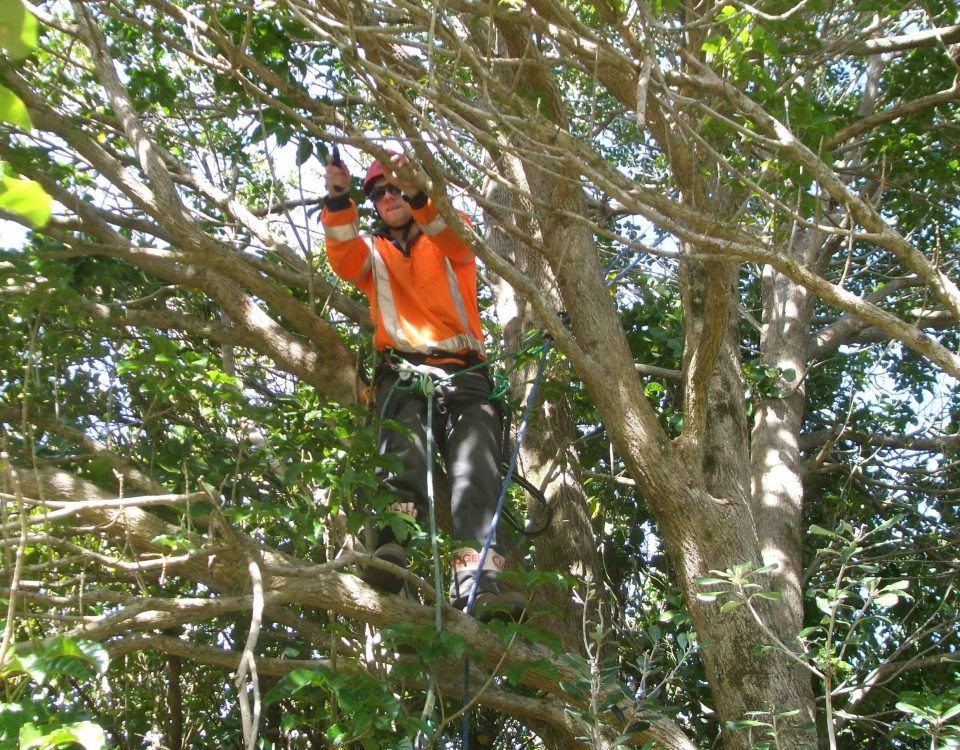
373,221,420,257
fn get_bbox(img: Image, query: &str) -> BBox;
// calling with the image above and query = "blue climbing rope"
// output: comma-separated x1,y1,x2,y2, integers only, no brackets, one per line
460,252,630,747
461,339,553,748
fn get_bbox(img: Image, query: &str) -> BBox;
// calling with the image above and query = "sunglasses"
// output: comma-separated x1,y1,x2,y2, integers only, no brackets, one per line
369,184,402,202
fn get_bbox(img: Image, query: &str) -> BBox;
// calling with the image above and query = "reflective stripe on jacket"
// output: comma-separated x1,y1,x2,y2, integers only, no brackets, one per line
321,197,485,358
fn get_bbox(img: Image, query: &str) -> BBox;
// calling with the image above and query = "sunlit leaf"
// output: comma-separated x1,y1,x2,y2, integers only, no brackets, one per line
0,173,51,228
0,85,30,129
0,0,38,59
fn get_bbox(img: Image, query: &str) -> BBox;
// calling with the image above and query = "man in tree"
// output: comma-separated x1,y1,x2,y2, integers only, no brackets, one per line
321,147,524,621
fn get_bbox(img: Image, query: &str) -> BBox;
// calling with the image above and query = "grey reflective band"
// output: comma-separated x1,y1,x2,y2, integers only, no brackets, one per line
432,332,484,354
419,215,447,236
325,222,361,242
444,258,472,335
371,249,414,350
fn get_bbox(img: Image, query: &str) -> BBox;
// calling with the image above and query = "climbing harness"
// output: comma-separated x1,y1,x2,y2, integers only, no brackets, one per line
372,344,554,540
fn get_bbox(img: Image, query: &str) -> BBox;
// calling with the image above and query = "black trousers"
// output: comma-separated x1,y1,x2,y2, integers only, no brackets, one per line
373,362,504,551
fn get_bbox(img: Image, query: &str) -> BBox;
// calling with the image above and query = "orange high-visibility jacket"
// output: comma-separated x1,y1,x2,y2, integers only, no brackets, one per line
321,194,485,358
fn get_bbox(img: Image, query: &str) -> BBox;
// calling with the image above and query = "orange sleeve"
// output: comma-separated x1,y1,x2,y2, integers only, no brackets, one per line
408,198,474,265
320,201,372,285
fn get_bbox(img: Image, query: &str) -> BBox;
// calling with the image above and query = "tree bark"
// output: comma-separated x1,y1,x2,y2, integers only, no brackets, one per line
487,162,605,658
750,255,815,633
166,653,184,750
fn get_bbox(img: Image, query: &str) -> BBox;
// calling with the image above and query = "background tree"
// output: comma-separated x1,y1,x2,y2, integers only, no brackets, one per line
1,1,958,749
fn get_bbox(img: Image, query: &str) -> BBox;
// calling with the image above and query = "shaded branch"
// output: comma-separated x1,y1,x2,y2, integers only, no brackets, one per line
1,463,693,749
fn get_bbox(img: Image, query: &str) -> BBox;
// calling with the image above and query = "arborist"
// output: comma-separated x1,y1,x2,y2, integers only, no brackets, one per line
320,145,524,621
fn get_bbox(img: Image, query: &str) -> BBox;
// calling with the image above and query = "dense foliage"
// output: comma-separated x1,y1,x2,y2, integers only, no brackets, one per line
1,1,958,749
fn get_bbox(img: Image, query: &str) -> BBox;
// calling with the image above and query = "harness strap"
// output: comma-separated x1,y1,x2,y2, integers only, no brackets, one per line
382,348,485,369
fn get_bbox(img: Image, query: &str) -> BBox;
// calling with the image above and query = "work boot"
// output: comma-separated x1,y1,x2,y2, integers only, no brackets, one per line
360,542,408,594
450,548,525,623
473,587,526,624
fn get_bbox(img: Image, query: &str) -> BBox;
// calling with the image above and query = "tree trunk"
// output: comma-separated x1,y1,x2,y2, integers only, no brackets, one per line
486,167,605,658
166,653,184,750
483,175,610,750
525,186,821,749
750,242,819,716
751,259,814,623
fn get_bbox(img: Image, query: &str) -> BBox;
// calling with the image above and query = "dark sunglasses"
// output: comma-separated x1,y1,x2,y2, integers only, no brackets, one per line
369,184,402,202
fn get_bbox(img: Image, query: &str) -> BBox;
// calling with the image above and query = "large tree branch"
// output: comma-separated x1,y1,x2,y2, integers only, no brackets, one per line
5,150,360,404
72,1,191,229
825,78,960,149
0,405,161,494
809,278,954,359
826,24,960,56
14,132,356,392
679,257,734,446
106,633,687,749
800,428,960,455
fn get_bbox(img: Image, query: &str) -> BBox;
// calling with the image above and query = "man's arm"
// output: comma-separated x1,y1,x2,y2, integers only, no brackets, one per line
384,152,475,265
406,194,475,265
321,153,372,284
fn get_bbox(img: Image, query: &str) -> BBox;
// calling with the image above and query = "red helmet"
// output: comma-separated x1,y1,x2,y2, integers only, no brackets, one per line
362,151,401,194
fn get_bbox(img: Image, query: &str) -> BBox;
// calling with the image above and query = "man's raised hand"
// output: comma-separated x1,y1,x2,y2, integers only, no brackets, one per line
326,147,351,197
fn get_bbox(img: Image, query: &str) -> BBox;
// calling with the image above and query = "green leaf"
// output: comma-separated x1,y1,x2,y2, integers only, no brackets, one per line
0,173,51,229
150,533,197,552
263,668,328,704
874,592,900,608
719,600,741,613
72,639,110,676
0,85,31,129
504,658,558,686
696,577,729,586
508,569,573,591
726,719,770,729
941,703,960,721
883,579,911,592
21,720,107,749
896,700,924,716
296,137,313,166
753,591,784,601
702,38,723,56
0,0,39,60
17,637,110,684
